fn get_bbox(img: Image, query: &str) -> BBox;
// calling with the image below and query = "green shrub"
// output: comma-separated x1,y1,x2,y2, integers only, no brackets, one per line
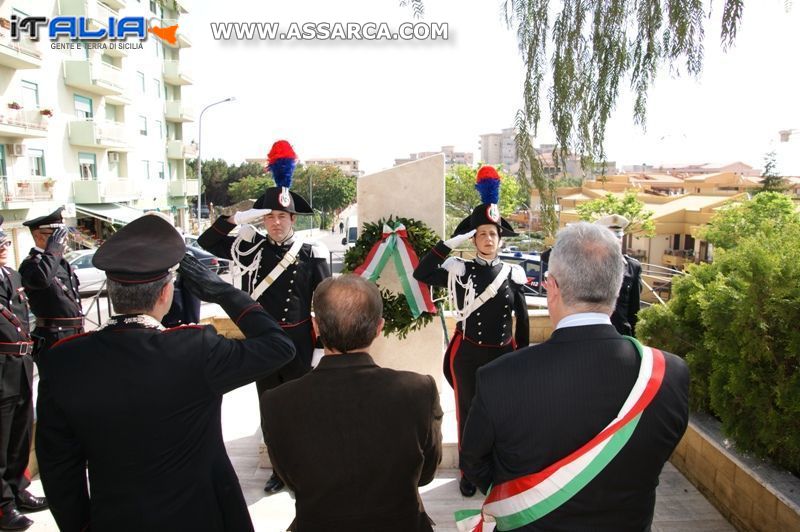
639,193,800,474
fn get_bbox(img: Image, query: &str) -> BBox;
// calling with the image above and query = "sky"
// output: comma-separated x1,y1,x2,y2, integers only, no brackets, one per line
183,1,800,176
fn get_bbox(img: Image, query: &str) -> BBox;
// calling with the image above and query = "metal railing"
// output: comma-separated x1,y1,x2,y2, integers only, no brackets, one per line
0,107,48,131
0,32,41,59
0,176,55,202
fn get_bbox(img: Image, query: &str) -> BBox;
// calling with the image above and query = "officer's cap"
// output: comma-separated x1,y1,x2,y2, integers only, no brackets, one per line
93,215,185,284
22,207,65,230
595,214,629,238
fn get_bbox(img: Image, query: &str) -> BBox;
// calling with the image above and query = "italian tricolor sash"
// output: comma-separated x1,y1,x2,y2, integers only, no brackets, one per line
354,223,436,318
456,337,666,532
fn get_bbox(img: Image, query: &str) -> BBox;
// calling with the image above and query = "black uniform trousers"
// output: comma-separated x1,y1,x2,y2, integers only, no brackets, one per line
447,332,515,449
0,365,32,512
255,320,314,397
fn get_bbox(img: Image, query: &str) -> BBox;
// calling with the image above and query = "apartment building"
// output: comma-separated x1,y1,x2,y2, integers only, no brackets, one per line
478,127,516,169
0,0,195,267
394,145,474,169
304,157,363,177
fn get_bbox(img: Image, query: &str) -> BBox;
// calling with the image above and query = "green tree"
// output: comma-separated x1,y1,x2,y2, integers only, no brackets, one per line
575,190,656,237
228,175,271,203
228,161,267,184
445,165,526,236
758,151,785,193
187,158,231,206
700,192,799,250
291,165,357,229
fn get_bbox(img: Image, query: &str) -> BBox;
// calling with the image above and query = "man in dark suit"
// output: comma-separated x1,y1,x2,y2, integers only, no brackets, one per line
0,219,47,531
261,274,443,532
18,207,84,358
199,140,330,493
35,215,296,532
460,222,689,531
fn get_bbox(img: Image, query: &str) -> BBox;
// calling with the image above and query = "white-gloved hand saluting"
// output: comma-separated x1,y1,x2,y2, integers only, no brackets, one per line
230,208,271,225
443,229,476,250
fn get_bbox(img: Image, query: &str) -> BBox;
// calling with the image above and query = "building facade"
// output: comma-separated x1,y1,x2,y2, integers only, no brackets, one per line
0,0,196,267
304,157,363,177
394,145,473,170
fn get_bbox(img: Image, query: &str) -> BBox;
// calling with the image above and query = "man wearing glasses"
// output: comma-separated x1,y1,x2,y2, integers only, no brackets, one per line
19,208,84,358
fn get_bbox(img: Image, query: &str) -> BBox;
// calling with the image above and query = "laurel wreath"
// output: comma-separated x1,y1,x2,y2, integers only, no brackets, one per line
342,216,445,339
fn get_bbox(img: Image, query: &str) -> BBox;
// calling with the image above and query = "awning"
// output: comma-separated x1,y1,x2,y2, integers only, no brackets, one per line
75,203,144,226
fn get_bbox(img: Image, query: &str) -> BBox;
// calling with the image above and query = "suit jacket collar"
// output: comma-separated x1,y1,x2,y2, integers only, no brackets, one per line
315,352,377,370
548,323,622,344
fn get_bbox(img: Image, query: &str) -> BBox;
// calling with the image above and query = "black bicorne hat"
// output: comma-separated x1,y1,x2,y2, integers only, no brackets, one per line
253,187,313,214
254,140,313,215
451,166,517,238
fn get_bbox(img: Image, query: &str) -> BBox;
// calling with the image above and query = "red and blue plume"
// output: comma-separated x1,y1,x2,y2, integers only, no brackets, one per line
475,165,501,204
266,140,297,188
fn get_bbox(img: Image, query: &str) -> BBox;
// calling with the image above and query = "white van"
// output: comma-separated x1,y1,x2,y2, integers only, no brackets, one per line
341,215,358,247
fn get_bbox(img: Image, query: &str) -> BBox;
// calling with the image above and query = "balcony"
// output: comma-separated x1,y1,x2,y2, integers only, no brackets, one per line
167,139,197,159
64,60,126,98
662,249,694,270
168,179,199,197
173,0,190,14
164,100,194,122
69,119,130,150
0,176,55,207
73,178,140,203
102,0,127,9
0,108,49,139
59,0,120,32
160,19,192,48
163,60,193,85
0,32,42,69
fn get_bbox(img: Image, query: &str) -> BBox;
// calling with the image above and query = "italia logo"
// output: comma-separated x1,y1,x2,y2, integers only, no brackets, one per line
278,187,292,208
486,204,500,223
10,14,178,45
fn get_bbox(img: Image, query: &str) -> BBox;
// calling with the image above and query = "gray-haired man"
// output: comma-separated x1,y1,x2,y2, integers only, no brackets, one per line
460,222,689,531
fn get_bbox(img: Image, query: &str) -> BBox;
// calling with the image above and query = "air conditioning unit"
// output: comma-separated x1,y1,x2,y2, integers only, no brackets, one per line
5,144,24,157
108,151,120,163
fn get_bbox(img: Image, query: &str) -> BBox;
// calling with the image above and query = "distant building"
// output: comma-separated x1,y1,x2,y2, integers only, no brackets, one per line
622,162,761,177
394,145,473,170
304,157,363,177
479,128,516,169
478,131,616,179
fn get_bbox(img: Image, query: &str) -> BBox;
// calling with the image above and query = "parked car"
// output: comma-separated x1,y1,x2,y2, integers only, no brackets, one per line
498,251,543,295
67,245,224,296
66,249,107,296
184,235,229,273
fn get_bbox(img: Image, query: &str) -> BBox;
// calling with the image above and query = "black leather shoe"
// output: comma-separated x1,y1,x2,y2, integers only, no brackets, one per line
263,473,285,494
14,491,48,513
459,476,477,497
0,508,33,531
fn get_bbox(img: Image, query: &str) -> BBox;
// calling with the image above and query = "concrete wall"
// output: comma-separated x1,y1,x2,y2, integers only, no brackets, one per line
357,154,446,387
671,416,800,532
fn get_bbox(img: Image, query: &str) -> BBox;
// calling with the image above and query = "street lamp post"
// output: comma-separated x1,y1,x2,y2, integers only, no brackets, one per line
197,97,235,228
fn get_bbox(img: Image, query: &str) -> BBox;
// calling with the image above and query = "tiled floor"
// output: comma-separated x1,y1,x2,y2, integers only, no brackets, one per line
24,383,734,531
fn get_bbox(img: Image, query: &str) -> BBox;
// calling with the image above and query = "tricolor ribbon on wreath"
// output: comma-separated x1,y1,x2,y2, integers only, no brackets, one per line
354,222,436,318
455,337,666,532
